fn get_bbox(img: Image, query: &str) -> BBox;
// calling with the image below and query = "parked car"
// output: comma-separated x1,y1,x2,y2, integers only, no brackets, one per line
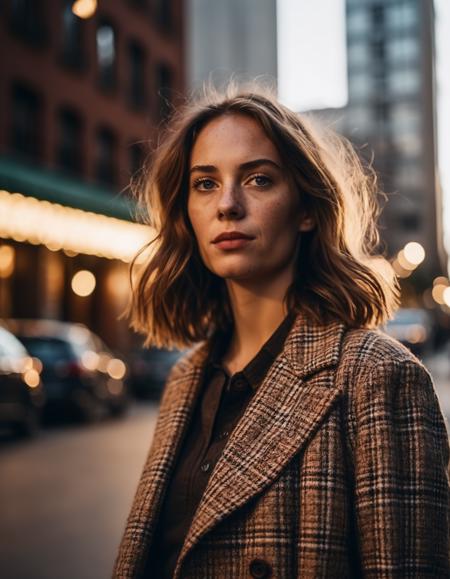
4,319,130,423
384,308,434,356
129,346,184,400
0,325,45,437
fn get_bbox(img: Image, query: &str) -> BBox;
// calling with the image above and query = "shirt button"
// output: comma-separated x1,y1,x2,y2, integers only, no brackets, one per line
231,379,247,393
218,430,229,440
200,461,211,473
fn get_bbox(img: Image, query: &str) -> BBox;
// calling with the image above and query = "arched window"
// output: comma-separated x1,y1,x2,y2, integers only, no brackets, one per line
61,0,85,70
10,82,42,160
57,108,83,175
95,127,117,186
128,40,147,110
97,19,117,91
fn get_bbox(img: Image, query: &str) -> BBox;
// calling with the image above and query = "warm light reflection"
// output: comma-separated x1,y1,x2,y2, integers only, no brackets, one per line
0,190,153,263
433,276,449,286
391,258,412,278
0,244,15,278
23,368,40,388
71,270,96,297
443,286,450,307
97,353,111,373
432,283,448,304
397,250,417,271
107,379,124,395
81,350,100,371
72,0,97,19
403,242,425,265
107,358,126,380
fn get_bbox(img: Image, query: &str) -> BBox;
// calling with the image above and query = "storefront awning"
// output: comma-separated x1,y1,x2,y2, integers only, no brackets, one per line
0,156,133,220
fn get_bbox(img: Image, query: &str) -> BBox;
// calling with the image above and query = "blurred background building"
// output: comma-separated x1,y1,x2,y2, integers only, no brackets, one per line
309,0,450,333
315,0,445,291
188,0,277,89
0,0,449,352
0,0,184,352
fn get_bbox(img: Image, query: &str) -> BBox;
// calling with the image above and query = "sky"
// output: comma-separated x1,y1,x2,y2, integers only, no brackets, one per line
277,0,450,276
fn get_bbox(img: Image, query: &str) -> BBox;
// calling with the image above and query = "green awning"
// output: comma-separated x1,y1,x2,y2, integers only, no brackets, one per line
0,156,135,221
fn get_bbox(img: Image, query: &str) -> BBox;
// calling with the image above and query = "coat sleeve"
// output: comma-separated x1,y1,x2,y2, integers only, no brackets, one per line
348,356,450,577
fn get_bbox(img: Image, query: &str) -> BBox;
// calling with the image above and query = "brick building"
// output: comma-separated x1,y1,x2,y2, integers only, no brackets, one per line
0,0,184,352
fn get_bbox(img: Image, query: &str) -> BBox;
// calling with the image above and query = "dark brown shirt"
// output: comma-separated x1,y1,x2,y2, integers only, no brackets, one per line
147,313,296,578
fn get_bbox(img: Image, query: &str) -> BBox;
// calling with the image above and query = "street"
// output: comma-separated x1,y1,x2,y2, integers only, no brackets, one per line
0,351,449,579
0,402,159,579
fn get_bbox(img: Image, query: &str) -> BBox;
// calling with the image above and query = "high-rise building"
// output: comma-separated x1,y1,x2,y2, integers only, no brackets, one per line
0,0,184,351
316,0,445,287
187,0,277,89
351,0,440,277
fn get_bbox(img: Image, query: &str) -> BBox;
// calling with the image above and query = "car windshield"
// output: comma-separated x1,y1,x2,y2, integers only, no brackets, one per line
17,336,74,363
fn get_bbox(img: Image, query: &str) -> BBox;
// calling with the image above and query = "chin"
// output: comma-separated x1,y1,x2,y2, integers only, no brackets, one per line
209,262,260,281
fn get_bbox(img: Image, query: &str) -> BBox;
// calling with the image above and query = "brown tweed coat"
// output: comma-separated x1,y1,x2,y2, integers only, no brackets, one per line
113,313,450,578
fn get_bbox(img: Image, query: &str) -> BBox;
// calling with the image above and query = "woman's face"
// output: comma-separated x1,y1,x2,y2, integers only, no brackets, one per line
187,113,314,283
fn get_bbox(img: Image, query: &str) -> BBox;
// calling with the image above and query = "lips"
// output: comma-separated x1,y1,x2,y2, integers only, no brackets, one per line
212,231,254,243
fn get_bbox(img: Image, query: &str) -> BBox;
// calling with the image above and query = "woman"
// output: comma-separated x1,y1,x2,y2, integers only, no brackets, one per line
113,86,450,578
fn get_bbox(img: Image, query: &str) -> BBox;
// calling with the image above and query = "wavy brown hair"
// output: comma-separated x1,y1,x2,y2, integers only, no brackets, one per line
128,84,399,348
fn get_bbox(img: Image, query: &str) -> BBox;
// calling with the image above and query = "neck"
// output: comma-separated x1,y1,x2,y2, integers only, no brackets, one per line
222,271,295,371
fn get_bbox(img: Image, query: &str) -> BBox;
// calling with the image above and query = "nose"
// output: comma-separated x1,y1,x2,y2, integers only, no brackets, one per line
217,183,245,220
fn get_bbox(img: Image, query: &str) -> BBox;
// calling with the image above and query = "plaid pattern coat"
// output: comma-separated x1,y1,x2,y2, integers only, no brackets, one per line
113,312,450,578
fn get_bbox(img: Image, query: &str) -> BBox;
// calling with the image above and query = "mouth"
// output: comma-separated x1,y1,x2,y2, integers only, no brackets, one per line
212,231,255,244
212,231,255,251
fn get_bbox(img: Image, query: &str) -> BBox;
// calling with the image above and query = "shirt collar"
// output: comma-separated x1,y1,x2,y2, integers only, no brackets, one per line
206,310,297,391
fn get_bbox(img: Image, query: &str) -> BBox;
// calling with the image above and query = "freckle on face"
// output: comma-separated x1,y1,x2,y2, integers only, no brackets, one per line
187,113,305,283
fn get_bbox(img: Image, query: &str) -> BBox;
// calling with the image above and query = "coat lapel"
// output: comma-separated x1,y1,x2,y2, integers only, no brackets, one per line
115,343,210,578
174,313,347,577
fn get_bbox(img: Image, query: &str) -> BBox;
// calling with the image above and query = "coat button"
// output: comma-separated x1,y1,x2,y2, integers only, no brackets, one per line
249,558,272,578
200,461,210,472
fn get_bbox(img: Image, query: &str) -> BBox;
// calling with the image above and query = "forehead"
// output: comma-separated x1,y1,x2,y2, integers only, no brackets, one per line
190,113,281,166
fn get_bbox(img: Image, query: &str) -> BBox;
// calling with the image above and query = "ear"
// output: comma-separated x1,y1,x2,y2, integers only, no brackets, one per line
298,214,315,232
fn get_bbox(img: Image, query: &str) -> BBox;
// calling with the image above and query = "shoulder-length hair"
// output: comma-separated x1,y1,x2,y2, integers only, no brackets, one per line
128,84,399,348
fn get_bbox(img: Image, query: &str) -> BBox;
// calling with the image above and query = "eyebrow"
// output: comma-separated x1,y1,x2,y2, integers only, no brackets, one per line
189,158,282,175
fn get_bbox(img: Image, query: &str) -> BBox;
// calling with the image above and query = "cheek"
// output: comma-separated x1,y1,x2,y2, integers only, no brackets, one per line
187,204,211,258
259,201,300,241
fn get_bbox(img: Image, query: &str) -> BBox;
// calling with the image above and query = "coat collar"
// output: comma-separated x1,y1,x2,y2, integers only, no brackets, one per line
172,312,347,577
186,309,346,380
114,311,347,578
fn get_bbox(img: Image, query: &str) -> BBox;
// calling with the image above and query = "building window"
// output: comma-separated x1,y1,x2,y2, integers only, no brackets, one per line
394,163,423,190
390,102,421,132
386,3,418,31
346,9,370,36
347,42,371,69
348,72,374,101
95,127,117,186
61,0,85,70
127,0,148,9
97,20,117,91
10,82,41,160
129,141,146,176
346,104,374,133
56,108,83,175
128,41,147,110
387,68,420,96
157,63,173,119
371,4,385,28
153,0,172,32
398,213,421,232
386,35,419,65
10,0,47,46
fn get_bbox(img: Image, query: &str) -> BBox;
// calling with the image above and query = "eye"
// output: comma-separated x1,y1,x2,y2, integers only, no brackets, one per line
248,174,272,188
192,177,217,191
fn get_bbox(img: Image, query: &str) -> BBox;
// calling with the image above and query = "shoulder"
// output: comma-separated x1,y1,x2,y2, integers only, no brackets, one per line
164,339,209,382
339,326,425,375
336,326,435,403
335,328,443,435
